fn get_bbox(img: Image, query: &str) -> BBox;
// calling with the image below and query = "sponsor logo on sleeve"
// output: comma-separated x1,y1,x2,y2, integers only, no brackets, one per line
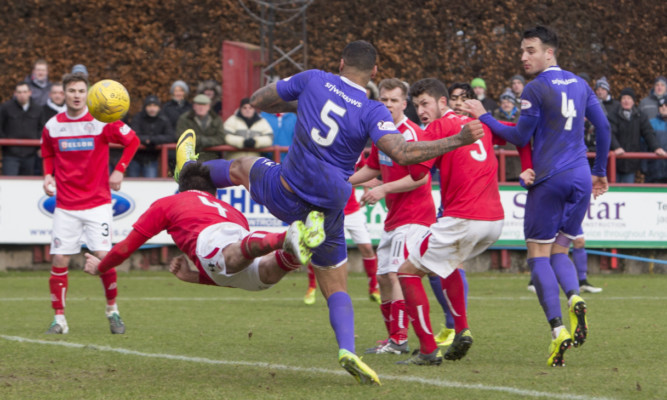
377,120,397,131
520,100,532,110
120,124,130,135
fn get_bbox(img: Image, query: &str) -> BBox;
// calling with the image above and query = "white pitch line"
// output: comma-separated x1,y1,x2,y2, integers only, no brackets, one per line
0,334,614,400
0,296,665,302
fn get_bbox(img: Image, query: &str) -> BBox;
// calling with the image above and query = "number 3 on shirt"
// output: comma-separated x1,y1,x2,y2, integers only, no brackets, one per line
311,100,346,146
469,139,487,162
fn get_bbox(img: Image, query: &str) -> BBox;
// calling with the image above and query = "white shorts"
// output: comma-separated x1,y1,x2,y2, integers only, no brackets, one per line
377,224,430,275
196,222,273,291
344,208,371,245
408,217,503,277
50,204,113,255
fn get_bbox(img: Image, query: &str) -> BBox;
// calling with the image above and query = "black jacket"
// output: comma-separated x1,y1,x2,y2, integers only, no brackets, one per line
0,98,44,157
162,99,192,129
130,111,175,163
609,106,660,174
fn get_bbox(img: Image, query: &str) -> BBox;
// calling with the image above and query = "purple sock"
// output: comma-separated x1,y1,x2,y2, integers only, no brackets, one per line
203,159,234,188
327,291,355,353
551,253,580,295
528,257,562,322
572,248,587,281
428,275,454,329
459,268,469,306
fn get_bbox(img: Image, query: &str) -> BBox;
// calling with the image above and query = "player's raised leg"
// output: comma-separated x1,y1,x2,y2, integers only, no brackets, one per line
174,129,199,182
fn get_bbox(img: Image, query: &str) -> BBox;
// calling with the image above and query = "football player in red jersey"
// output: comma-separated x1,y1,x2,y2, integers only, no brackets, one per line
348,78,435,355
84,162,324,292
41,72,140,335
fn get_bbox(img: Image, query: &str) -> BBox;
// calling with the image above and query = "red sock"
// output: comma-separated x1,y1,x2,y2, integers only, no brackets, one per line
389,299,408,344
49,266,68,312
240,231,286,259
380,301,391,335
275,250,301,272
307,264,317,290
398,273,437,354
440,269,468,332
363,257,378,292
100,268,118,302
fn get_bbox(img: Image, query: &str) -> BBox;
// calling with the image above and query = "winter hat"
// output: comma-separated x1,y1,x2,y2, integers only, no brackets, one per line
71,64,88,76
144,94,161,106
577,72,591,85
619,87,636,102
655,76,667,86
193,94,211,105
471,78,487,90
170,80,190,96
510,75,526,85
658,97,667,108
499,89,516,103
595,77,611,92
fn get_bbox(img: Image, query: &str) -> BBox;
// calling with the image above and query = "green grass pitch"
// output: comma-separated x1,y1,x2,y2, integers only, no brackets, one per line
1,270,665,399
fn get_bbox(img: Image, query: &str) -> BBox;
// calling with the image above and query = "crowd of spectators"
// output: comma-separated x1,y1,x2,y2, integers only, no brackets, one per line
1,59,665,183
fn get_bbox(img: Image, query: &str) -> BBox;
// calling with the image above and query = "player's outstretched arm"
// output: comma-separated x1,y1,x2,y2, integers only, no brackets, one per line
348,165,380,186
377,120,484,165
250,83,297,113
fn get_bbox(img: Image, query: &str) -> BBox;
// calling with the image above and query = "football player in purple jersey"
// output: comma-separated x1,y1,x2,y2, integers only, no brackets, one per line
175,41,484,384
464,25,611,367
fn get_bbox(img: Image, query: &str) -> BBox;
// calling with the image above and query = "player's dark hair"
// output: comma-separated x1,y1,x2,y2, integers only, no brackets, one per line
378,78,408,97
62,72,89,90
15,81,30,90
523,25,559,51
341,41,377,72
448,82,474,100
178,162,217,195
409,78,449,101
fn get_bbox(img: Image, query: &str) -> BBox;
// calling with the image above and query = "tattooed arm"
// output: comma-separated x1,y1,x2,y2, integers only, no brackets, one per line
250,83,298,113
376,119,485,165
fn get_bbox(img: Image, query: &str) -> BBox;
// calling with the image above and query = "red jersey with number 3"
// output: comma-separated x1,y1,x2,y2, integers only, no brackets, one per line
366,117,436,231
424,111,503,221
132,190,249,261
41,111,137,210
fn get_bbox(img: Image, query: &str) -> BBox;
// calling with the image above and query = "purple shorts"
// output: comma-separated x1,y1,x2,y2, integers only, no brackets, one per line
248,158,347,267
524,165,592,243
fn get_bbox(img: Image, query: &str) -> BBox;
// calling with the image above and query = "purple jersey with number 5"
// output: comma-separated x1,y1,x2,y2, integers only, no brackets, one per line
276,70,399,209
520,66,599,183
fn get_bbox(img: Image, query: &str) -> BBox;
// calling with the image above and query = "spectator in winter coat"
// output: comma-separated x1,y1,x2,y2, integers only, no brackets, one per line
197,80,222,116
162,80,192,129
639,76,667,120
223,98,273,160
609,87,667,183
128,95,175,177
42,83,66,122
594,77,620,117
643,97,667,183
0,82,44,175
176,94,226,162
471,77,498,113
24,59,52,106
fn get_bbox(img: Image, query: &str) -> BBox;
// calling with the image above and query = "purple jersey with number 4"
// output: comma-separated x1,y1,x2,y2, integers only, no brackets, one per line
520,66,600,183
276,70,399,209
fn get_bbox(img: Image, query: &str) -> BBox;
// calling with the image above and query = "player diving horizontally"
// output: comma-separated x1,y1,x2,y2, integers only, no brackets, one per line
84,162,325,295
174,40,485,385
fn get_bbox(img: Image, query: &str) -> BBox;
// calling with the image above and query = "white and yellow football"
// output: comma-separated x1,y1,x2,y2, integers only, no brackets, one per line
87,79,130,123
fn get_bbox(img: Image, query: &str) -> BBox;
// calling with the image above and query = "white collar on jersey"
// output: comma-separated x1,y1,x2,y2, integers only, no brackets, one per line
397,115,408,127
66,106,89,120
544,66,562,72
340,76,367,93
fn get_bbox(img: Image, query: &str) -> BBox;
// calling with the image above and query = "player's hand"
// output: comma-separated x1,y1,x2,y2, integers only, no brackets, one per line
592,175,608,199
84,253,101,275
360,186,386,206
655,148,667,157
43,174,56,196
109,170,124,191
459,119,485,145
519,168,535,187
614,147,625,156
360,178,382,189
462,99,488,119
